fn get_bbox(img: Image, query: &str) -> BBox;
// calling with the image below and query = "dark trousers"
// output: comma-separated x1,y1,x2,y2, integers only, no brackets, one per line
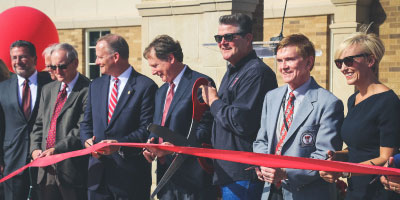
268,184,283,200
40,166,87,200
158,180,218,200
88,178,149,200
3,168,40,200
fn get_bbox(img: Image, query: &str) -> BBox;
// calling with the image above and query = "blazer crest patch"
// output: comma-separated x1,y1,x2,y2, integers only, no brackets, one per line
300,131,315,147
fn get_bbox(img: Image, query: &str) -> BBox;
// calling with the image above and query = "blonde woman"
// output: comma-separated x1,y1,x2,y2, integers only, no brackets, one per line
319,33,400,200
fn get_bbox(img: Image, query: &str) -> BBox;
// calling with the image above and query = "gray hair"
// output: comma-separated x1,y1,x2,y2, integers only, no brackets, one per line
42,43,58,58
52,43,78,63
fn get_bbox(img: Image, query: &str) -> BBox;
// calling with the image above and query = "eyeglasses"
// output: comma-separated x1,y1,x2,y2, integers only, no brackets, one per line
50,61,71,70
214,32,245,43
334,53,369,69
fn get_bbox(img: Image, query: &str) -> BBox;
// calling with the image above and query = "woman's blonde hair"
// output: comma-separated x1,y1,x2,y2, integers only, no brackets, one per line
335,32,385,70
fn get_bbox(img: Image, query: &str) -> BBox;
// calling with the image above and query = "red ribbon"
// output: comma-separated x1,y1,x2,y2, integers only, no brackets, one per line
2,143,400,183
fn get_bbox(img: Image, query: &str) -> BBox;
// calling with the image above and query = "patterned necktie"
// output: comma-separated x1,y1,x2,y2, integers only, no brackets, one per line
275,92,295,155
108,77,119,124
161,83,175,126
22,79,31,120
46,84,68,149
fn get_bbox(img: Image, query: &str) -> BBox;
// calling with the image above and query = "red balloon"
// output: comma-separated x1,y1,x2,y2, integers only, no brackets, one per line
0,6,59,72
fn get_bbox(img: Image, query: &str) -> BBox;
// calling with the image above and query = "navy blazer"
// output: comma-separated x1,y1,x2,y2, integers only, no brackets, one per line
0,72,52,175
150,67,215,193
80,68,158,197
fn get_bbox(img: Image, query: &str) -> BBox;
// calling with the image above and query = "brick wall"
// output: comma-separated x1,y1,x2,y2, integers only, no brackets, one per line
263,15,331,89
110,26,142,73
58,29,85,74
57,26,142,77
377,0,400,95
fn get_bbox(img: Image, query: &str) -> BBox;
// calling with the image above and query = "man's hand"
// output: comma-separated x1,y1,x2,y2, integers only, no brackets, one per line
31,149,43,160
145,137,174,157
96,140,120,155
85,136,95,148
38,148,55,158
85,136,102,159
200,84,219,106
256,166,288,184
381,157,400,193
319,150,342,183
143,138,156,163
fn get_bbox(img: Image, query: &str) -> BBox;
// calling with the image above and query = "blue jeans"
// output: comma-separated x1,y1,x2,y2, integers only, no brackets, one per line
221,180,264,200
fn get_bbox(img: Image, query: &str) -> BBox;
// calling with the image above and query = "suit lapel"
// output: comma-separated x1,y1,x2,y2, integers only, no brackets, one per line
48,81,61,117
165,67,192,122
101,75,111,126
108,70,136,127
10,75,26,120
268,87,287,153
282,79,318,147
58,74,82,117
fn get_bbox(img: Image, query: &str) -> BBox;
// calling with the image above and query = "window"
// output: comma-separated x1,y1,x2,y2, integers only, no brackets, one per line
85,29,110,79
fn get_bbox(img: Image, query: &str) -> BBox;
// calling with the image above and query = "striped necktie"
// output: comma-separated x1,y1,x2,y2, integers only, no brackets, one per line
108,77,119,124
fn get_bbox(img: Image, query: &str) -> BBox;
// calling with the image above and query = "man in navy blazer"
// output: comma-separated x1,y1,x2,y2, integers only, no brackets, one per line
253,34,344,200
142,35,217,200
80,34,158,200
0,40,52,200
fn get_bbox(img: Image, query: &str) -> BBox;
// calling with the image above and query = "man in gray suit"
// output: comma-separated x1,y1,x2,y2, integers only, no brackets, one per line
30,43,89,200
253,34,344,200
0,40,52,200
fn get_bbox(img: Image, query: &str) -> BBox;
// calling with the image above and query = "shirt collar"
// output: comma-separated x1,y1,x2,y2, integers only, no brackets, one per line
172,65,187,87
17,70,38,86
228,50,257,73
111,66,132,82
286,77,311,100
61,72,79,92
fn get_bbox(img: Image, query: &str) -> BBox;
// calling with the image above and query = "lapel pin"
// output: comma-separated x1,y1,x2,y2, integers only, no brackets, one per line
128,91,131,95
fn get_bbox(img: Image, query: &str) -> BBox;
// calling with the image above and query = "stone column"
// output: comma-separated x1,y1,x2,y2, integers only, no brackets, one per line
137,0,259,87
329,0,373,108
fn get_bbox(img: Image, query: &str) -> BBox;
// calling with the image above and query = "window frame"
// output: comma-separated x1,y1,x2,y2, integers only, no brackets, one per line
85,29,110,79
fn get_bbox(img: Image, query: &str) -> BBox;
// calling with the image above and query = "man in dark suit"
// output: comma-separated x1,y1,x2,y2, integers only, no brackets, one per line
30,43,90,200
142,35,217,200
0,40,52,200
80,34,158,200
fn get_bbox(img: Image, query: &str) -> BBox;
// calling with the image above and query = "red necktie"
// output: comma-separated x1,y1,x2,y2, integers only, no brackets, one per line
46,84,68,149
275,92,295,155
22,79,31,120
158,83,175,164
108,77,119,124
161,83,175,126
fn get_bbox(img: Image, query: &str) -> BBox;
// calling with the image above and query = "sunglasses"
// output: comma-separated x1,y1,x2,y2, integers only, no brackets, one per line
334,53,369,69
50,61,71,70
214,32,245,43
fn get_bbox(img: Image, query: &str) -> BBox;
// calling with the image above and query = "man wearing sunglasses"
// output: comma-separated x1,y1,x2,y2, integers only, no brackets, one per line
30,43,90,200
42,44,57,81
201,13,277,199
0,40,52,200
